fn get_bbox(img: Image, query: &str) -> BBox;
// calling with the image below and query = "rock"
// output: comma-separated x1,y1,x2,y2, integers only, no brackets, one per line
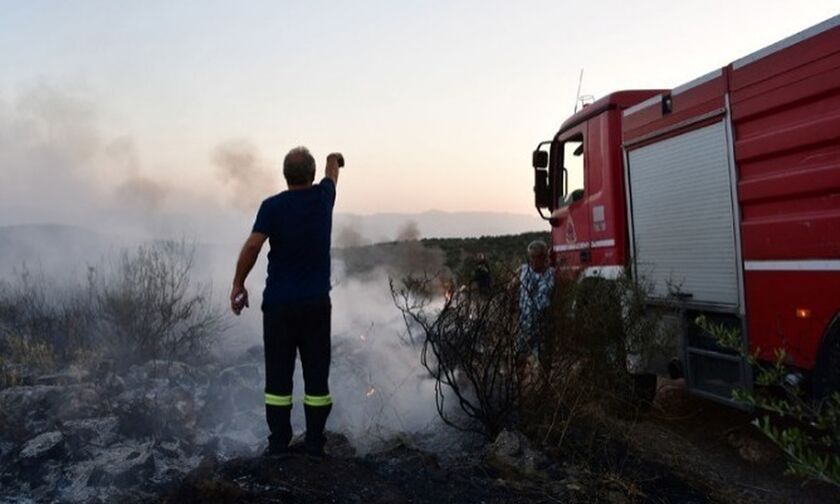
35,366,89,386
53,386,102,420
62,416,121,457
19,431,64,461
53,461,101,504
114,385,197,440
725,428,777,464
0,440,14,458
489,429,523,458
125,359,203,389
484,429,550,481
101,372,126,394
215,363,262,389
200,364,263,427
86,441,156,487
200,434,254,460
0,385,100,440
0,385,59,440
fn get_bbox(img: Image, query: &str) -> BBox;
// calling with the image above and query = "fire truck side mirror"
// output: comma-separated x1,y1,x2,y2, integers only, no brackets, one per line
534,169,551,209
532,150,548,169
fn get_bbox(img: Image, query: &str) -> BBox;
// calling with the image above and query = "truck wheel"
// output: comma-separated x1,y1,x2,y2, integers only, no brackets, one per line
814,325,840,400
631,373,658,407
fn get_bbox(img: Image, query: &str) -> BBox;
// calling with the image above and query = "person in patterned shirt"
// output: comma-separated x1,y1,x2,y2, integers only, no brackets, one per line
518,240,555,356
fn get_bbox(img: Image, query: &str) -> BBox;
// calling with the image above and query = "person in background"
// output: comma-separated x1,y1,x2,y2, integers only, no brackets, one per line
472,252,492,298
517,240,555,357
230,146,344,461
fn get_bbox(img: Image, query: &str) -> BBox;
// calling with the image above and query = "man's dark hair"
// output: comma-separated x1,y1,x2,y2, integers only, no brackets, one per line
283,146,316,185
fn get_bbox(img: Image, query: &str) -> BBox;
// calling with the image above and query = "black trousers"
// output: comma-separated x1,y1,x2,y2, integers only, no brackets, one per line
263,296,332,450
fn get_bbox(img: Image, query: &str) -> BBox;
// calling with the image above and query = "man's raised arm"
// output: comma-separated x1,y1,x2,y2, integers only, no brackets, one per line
325,153,342,186
230,232,268,315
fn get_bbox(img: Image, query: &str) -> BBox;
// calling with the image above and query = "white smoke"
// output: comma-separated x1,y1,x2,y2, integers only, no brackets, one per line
306,262,442,452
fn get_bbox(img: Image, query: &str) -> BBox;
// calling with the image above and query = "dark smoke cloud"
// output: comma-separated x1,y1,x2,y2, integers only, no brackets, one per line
0,85,258,243
0,85,104,214
212,140,279,211
115,177,170,211
334,220,370,249
395,220,421,242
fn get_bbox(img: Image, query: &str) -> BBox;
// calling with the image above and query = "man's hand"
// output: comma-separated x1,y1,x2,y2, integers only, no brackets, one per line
230,284,249,315
231,232,266,316
325,152,343,185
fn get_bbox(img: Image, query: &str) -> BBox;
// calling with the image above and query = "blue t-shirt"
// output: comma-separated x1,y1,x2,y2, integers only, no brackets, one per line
252,178,336,307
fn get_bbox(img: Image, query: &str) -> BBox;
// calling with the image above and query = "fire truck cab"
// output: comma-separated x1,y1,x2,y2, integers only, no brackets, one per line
532,15,840,405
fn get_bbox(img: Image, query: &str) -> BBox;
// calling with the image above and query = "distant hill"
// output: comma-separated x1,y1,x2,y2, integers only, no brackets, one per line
333,210,545,246
335,231,551,283
0,209,546,247
0,219,550,282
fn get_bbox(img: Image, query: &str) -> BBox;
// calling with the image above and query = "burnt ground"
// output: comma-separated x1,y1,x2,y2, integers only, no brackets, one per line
161,446,545,504
162,434,709,503
619,379,840,504
161,381,840,504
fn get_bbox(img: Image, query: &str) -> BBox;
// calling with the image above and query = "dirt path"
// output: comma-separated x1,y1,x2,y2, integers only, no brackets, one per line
623,379,840,504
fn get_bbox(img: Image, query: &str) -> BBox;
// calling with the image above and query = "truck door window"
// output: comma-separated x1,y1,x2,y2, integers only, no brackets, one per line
559,135,584,207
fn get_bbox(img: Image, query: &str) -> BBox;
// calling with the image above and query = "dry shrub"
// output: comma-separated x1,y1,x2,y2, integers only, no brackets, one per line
0,241,226,371
97,240,225,366
0,334,57,388
392,267,663,447
392,272,523,438
0,268,97,362
522,273,664,464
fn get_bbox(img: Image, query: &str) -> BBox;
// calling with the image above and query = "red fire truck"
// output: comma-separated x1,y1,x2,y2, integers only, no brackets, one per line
531,15,840,405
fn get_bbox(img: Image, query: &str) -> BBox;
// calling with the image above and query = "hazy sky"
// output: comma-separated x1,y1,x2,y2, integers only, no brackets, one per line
1,1,838,217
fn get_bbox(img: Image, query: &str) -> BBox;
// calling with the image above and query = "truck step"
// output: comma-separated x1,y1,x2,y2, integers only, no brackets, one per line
685,346,751,409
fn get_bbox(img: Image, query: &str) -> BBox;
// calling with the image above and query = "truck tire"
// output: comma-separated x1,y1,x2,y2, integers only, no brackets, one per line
631,373,658,407
813,323,840,400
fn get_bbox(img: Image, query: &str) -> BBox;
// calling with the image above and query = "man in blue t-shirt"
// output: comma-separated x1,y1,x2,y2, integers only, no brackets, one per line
230,146,342,460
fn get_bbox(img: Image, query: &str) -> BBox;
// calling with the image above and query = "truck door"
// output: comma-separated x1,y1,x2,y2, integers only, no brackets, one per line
551,127,592,273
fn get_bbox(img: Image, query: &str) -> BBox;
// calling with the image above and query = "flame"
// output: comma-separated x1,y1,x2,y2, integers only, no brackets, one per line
366,387,376,397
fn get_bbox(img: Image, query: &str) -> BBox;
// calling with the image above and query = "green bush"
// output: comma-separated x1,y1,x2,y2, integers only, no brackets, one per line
695,315,840,488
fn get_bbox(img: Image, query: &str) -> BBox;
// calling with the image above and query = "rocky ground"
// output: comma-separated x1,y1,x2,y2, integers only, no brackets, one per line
0,352,708,503
0,355,268,503
2,357,838,503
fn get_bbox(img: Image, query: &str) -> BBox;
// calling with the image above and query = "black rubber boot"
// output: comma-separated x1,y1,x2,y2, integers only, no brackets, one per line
304,404,332,460
262,445,291,459
266,404,293,454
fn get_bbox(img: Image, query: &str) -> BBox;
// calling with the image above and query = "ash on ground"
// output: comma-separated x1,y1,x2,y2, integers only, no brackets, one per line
0,355,269,502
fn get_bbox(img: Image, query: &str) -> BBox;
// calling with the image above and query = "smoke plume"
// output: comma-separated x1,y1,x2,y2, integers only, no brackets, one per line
213,139,279,211
395,220,421,242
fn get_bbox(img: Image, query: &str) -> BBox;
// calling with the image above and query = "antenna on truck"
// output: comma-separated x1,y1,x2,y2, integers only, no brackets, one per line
574,68,584,113
574,68,595,112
